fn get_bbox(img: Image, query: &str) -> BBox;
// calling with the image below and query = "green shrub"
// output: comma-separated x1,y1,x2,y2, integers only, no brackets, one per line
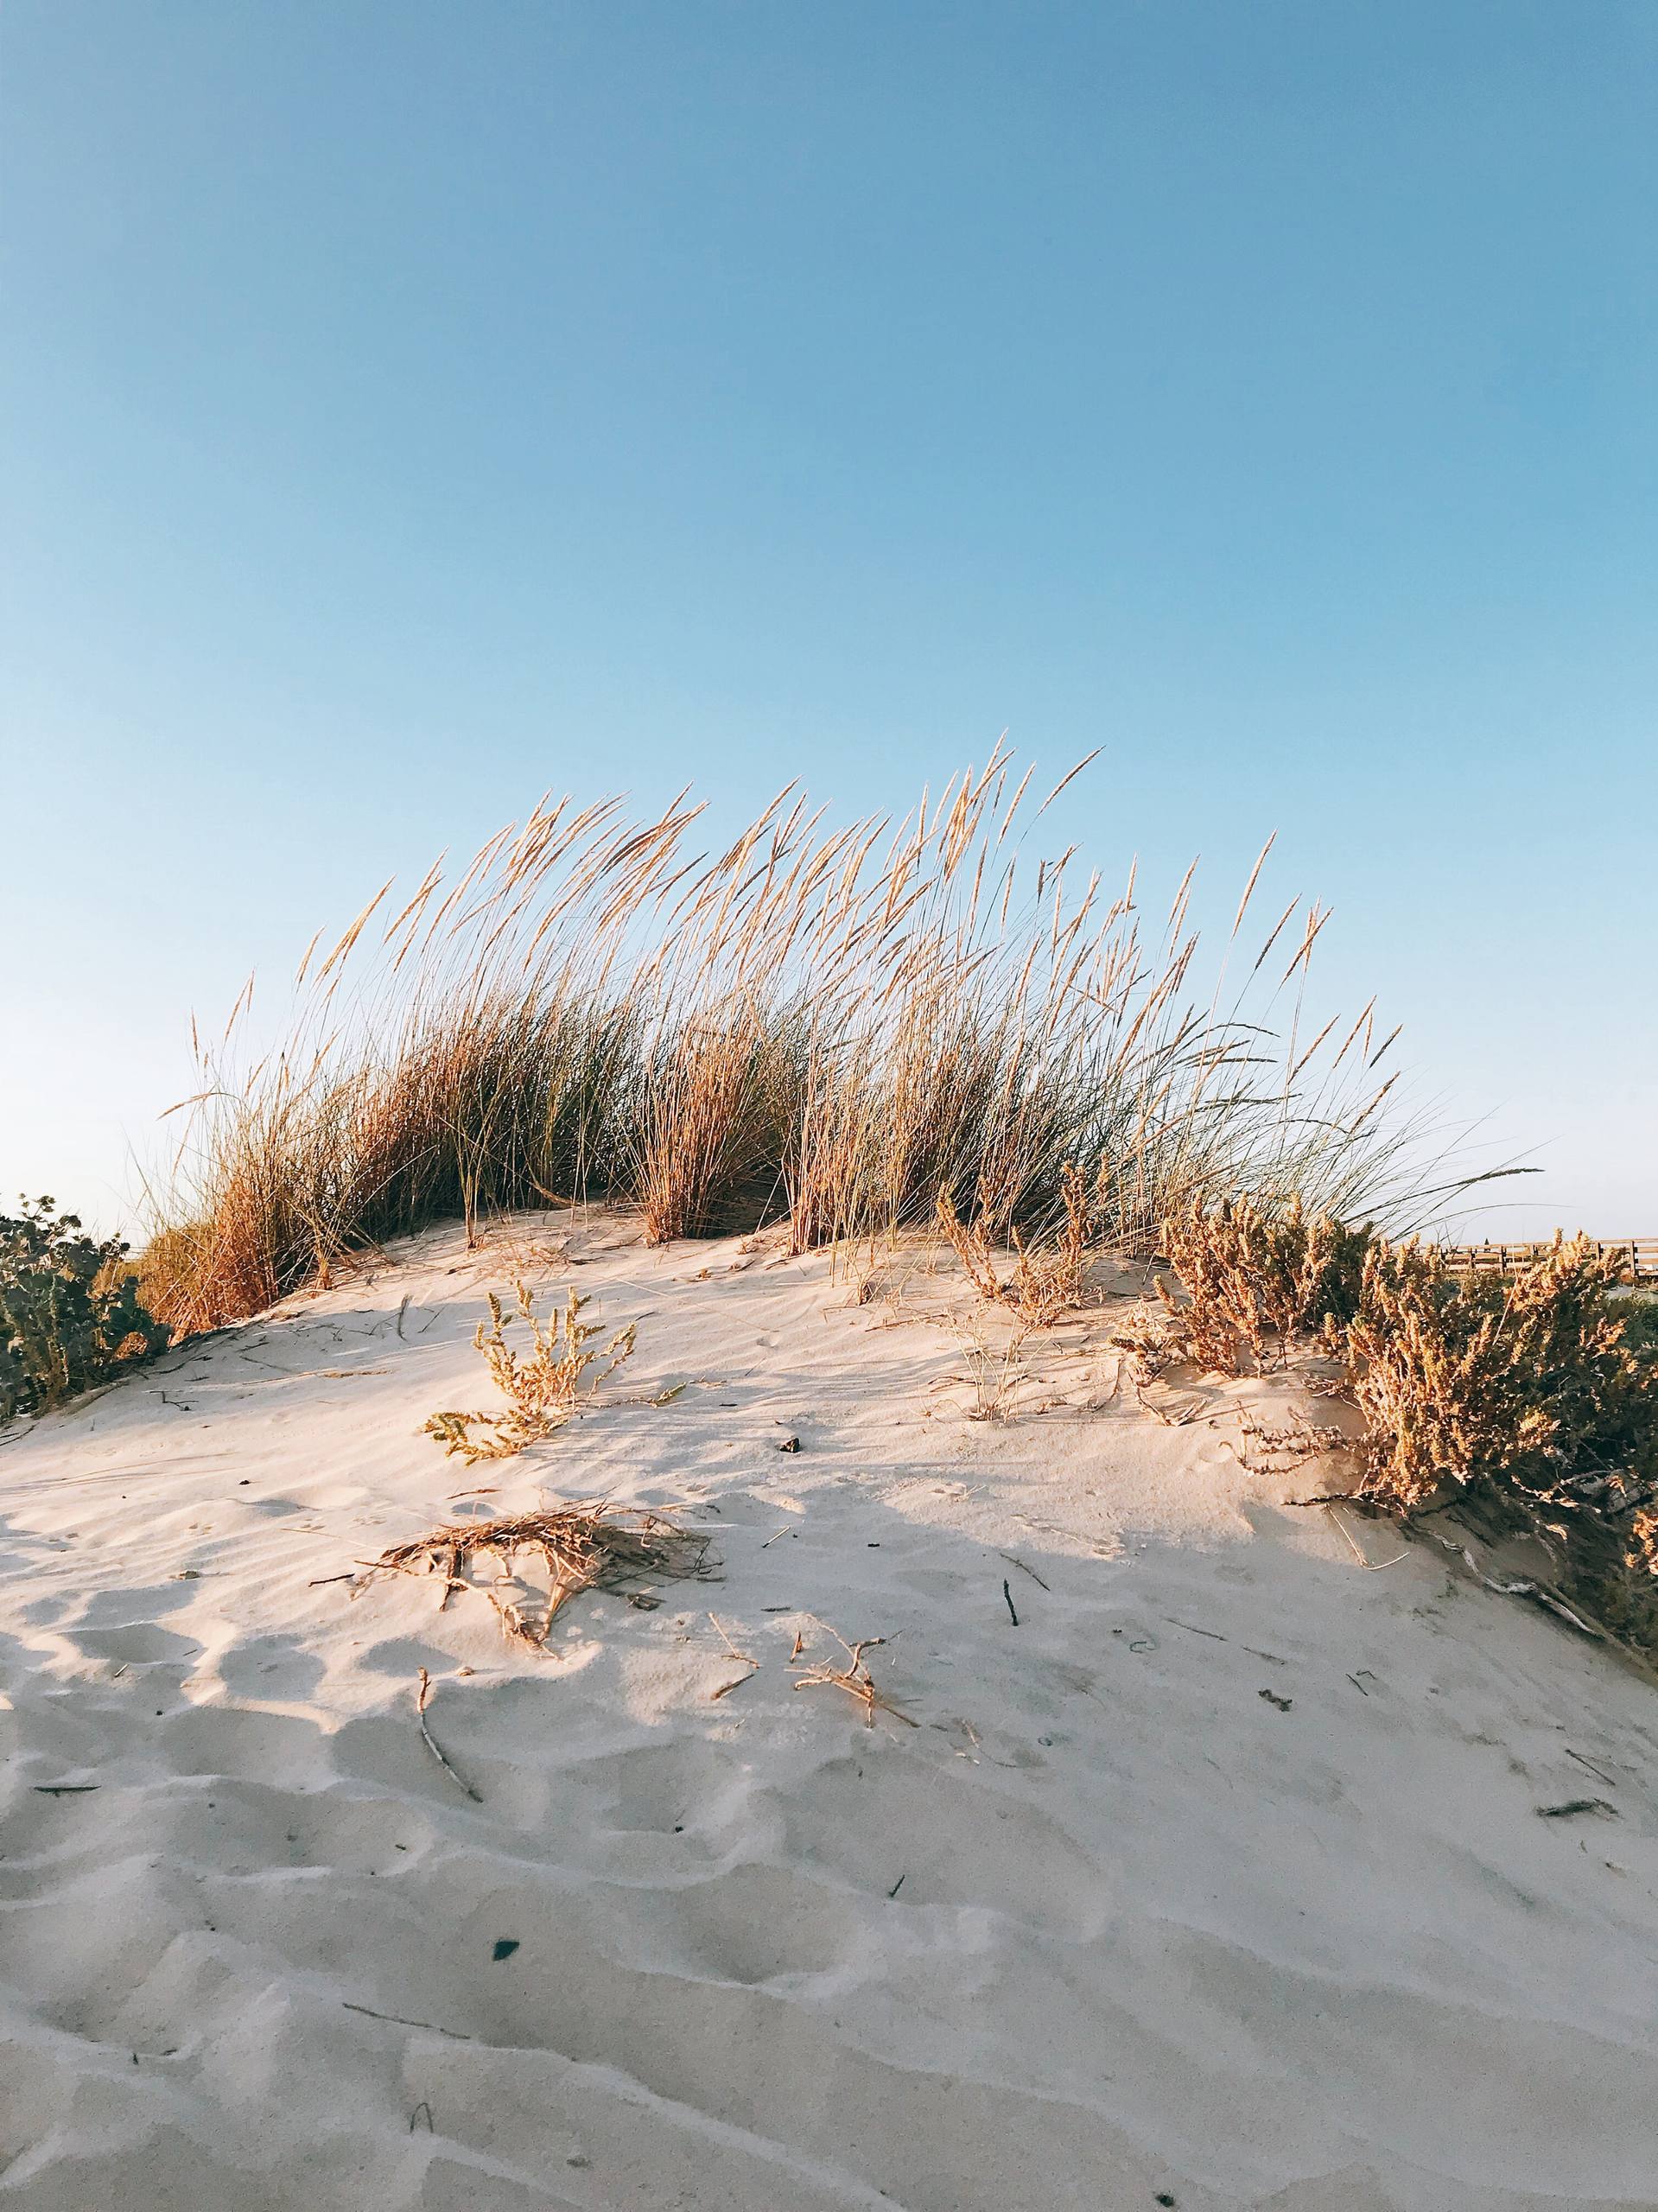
0,1198,169,1422
1616,1290,1658,1361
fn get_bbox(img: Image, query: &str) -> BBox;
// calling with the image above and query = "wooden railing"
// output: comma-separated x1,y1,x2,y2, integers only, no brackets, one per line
1432,1238,1658,1281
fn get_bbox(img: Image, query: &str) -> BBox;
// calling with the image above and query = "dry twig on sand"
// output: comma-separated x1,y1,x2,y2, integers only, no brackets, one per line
708,1610,760,1699
793,1626,918,1728
343,2000,472,2040
415,1668,482,1801
357,1503,713,1648
1000,1550,1050,1590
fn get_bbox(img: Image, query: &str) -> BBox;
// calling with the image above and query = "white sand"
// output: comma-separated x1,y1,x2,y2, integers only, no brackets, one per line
3,1212,1656,2211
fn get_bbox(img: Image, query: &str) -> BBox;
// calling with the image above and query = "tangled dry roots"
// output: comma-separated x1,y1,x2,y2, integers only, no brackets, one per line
357,1504,715,1646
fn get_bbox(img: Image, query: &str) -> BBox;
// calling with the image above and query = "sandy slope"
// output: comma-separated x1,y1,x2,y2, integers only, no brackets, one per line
2,1211,1656,2212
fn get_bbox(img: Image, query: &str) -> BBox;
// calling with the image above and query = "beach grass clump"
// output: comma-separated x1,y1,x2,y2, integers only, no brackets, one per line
1,1198,169,1422
633,1006,802,1243
423,1283,637,1463
143,754,1478,1338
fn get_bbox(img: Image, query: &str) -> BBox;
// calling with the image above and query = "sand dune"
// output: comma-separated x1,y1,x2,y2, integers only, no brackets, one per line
3,1213,1655,2210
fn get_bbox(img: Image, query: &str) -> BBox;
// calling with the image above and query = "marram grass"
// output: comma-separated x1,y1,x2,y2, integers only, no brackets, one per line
142,753,1485,1334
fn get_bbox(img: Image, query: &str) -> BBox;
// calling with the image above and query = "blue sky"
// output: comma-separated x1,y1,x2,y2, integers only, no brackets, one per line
3,1,1653,1236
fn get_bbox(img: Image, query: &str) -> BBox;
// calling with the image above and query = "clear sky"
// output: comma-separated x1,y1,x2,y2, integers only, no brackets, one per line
3,2,1653,1238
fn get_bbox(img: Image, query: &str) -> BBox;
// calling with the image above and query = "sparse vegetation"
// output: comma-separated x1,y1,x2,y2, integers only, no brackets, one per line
1,1198,168,1422
941,1316,1033,1422
358,1503,712,1647
144,759,1471,1336
937,1161,1098,1326
422,1283,637,1463
1153,1208,1658,1653
1157,1194,1372,1372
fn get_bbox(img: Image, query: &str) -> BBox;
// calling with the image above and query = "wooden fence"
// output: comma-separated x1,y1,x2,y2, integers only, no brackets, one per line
1432,1237,1658,1281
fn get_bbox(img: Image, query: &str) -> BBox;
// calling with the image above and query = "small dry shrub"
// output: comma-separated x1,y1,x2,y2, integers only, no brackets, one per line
423,1283,637,1463
1154,1211,1658,1652
1350,1236,1658,1513
937,1163,1096,1328
1629,1506,1658,1580
1351,1239,1658,1653
1158,1195,1371,1373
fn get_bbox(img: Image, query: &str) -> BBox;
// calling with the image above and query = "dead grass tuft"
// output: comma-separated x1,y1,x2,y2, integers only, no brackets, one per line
358,1503,714,1646
936,1160,1097,1327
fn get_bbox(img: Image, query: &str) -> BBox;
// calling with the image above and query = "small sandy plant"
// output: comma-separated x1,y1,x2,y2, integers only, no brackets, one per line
1158,1194,1372,1374
423,1281,637,1463
963,1328,1030,1421
933,1313,1032,1422
937,1162,1096,1329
